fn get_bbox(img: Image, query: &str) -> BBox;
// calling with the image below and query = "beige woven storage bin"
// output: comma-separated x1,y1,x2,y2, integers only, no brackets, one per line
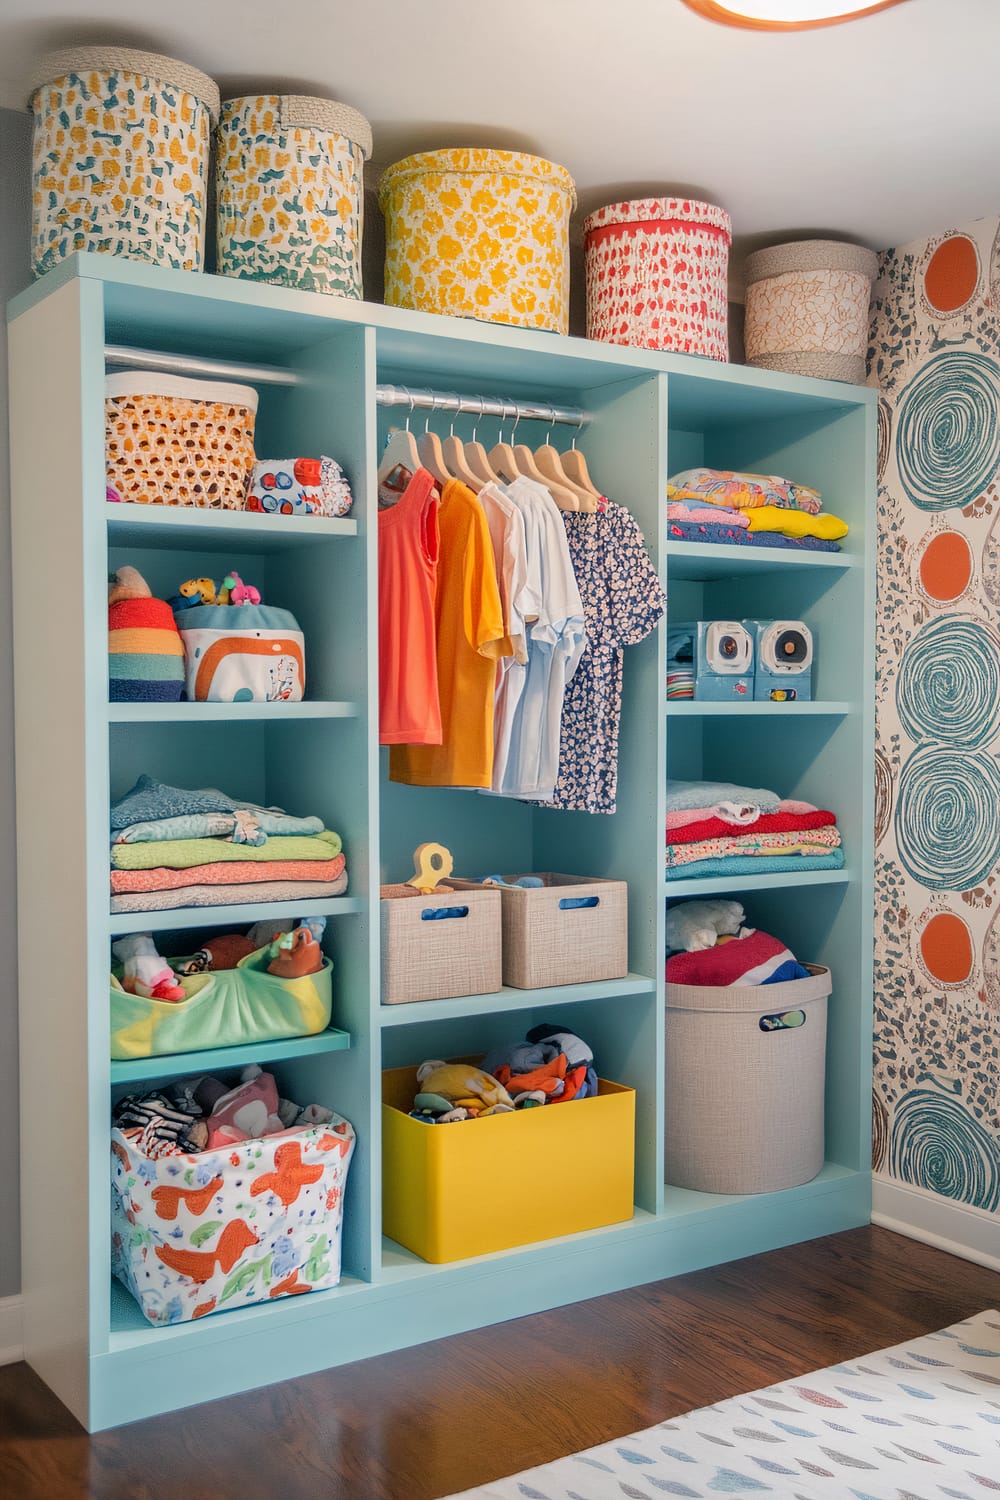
28,46,219,277
105,372,258,509
380,885,501,1005
452,875,628,990
379,148,577,333
743,240,878,385
665,963,831,1195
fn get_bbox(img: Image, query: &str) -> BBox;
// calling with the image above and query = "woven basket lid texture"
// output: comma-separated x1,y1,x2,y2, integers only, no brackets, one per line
584,197,731,238
744,239,879,286
380,148,577,210
28,46,220,121
221,95,373,159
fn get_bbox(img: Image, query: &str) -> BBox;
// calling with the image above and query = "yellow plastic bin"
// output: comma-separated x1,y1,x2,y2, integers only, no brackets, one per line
215,94,372,297
28,46,219,277
382,1063,635,1262
379,148,577,333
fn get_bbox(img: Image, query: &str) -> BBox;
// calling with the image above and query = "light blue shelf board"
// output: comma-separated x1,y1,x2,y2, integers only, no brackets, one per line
378,972,656,1027
667,701,851,718
109,1026,351,1085
108,895,364,935
106,500,356,553
665,541,862,581
108,700,359,723
663,868,851,898
661,1161,860,1217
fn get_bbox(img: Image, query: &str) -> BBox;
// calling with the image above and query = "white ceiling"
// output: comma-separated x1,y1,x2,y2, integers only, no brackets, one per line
2,0,999,267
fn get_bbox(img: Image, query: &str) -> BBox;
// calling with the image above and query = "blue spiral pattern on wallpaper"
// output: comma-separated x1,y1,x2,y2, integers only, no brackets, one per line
889,1089,1000,1211
896,616,1000,746
895,350,1000,511
895,744,1000,890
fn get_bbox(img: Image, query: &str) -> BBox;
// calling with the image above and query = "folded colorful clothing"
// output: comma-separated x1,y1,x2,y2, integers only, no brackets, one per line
668,468,823,514
112,807,326,846
665,780,781,816
109,870,348,913
666,500,750,528
667,808,836,846
666,927,811,986
747,532,842,554
110,852,346,894
245,455,353,518
111,775,324,840
665,796,819,832
745,505,848,541
665,826,841,868
665,848,846,881
110,828,343,871
666,519,841,553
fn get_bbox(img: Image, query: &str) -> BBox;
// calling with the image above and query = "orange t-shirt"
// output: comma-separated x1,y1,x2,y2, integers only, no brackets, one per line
378,467,442,745
390,480,509,788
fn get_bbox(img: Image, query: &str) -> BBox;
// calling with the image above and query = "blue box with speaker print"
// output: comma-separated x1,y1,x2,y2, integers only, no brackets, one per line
744,620,814,701
667,620,754,701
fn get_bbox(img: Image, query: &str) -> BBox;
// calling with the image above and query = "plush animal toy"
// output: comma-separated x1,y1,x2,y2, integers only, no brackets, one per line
173,933,257,975
413,1060,514,1118
178,576,229,606
665,899,747,954
108,565,152,604
112,934,185,1002
267,926,323,978
223,571,262,606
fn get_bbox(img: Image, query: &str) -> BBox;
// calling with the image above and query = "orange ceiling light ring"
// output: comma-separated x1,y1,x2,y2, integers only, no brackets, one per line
682,0,909,29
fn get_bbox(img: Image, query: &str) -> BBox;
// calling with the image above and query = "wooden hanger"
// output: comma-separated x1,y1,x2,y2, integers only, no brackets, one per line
513,439,581,512
560,430,602,499
534,409,597,513
417,401,454,488
377,388,423,489
464,399,503,487
488,403,528,488
441,407,485,492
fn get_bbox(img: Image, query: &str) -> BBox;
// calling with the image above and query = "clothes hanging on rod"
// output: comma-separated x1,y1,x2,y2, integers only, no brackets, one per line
377,466,442,747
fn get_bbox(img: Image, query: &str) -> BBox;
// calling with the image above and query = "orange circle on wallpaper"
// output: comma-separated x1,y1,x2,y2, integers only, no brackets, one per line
924,235,980,312
918,530,973,603
919,912,974,986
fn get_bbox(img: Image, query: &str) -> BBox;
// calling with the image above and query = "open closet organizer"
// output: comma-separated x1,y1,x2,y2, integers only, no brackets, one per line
8,252,875,1431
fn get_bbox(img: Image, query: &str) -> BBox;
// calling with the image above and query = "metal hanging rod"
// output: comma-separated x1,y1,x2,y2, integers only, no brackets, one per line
375,384,587,429
103,348,589,427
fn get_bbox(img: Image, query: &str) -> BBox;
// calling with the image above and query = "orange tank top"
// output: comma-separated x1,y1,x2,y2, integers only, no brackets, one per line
378,466,442,745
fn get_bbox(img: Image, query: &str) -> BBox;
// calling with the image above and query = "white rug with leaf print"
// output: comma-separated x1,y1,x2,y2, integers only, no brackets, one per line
444,1309,1000,1500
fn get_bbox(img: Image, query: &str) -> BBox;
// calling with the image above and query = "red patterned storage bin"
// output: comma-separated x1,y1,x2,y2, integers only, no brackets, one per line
584,197,731,360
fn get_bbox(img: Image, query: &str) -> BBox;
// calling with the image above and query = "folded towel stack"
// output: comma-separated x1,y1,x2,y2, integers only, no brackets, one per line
666,467,848,554
665,779,844,881
109,775,348,913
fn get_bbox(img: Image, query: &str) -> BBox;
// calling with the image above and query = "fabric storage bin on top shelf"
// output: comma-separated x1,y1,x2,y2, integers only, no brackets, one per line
110,947,333,1061
105,372,258,509
379,148,577,333
743,240,879,385
111,1107,355,1325
28,47,219,278
216,94,373,298
584,197,731,360
174,602,305,702
664,964,832,1195
451,874,628,989
382,1063,635,1263
380,884,501,1004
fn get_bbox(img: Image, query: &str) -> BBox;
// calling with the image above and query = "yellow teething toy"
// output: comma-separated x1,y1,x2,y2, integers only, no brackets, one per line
406,842,454,895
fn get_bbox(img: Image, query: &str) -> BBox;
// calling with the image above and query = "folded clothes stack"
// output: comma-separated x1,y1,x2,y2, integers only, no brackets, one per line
109,774,347,913
665,778,844,880
666,468,848,554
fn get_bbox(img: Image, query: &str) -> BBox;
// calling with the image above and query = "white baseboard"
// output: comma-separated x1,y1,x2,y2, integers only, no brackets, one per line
0,1295,23,1365
872,1177,1000,1273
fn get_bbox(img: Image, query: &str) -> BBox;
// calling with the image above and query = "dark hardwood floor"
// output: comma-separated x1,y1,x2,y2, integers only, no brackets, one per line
1,1226,999,1499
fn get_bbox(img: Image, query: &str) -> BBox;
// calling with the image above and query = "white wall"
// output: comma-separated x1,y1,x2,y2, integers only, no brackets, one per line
0,105,30,1299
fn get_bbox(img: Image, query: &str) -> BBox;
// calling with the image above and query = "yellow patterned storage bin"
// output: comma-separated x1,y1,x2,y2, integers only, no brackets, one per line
216,95,373,298
105,372,258,509
28,46,219,278
379,148,577,333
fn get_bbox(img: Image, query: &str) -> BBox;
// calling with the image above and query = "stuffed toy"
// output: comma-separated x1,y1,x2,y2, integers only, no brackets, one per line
112,934,185,1002
665,898,747,953
413,1059,514,1118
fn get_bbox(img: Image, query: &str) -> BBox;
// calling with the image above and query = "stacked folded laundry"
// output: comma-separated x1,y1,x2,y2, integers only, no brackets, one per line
666,467,848,554
109,774,347,913
665,778,843,880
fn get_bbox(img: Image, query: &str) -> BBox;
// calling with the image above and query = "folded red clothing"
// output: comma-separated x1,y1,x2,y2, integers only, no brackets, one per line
666,807,836,845
666,928,810,987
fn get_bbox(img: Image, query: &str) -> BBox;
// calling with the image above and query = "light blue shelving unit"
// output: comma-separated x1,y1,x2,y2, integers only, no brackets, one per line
8,254,874,1430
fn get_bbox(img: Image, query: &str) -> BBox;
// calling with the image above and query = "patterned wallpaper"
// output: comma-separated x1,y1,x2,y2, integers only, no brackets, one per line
868,216,1000,1215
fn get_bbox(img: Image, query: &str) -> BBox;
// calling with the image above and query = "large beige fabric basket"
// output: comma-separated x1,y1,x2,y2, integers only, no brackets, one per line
380,885,501,1005
743,240,878,385
665,963,831,1195
452,874,628,989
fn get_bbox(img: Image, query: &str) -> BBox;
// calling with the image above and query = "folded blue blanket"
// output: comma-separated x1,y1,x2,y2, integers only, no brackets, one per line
665,848,846,880
665,779,781,814
666,519,841,553
110,774,323,843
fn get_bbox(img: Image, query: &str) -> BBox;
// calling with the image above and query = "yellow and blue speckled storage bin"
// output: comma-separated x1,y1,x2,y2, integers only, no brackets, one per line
379,148,577,333
215,95,373,298
27,46,219,278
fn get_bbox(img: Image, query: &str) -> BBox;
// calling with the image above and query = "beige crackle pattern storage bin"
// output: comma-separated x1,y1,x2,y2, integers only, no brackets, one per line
105,372,258,508
28,46,219,277
743,240,879,385
665,963,831,1194
380,884,501,1005
215,94,372,297
379,149,577,333
451,874,628,989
